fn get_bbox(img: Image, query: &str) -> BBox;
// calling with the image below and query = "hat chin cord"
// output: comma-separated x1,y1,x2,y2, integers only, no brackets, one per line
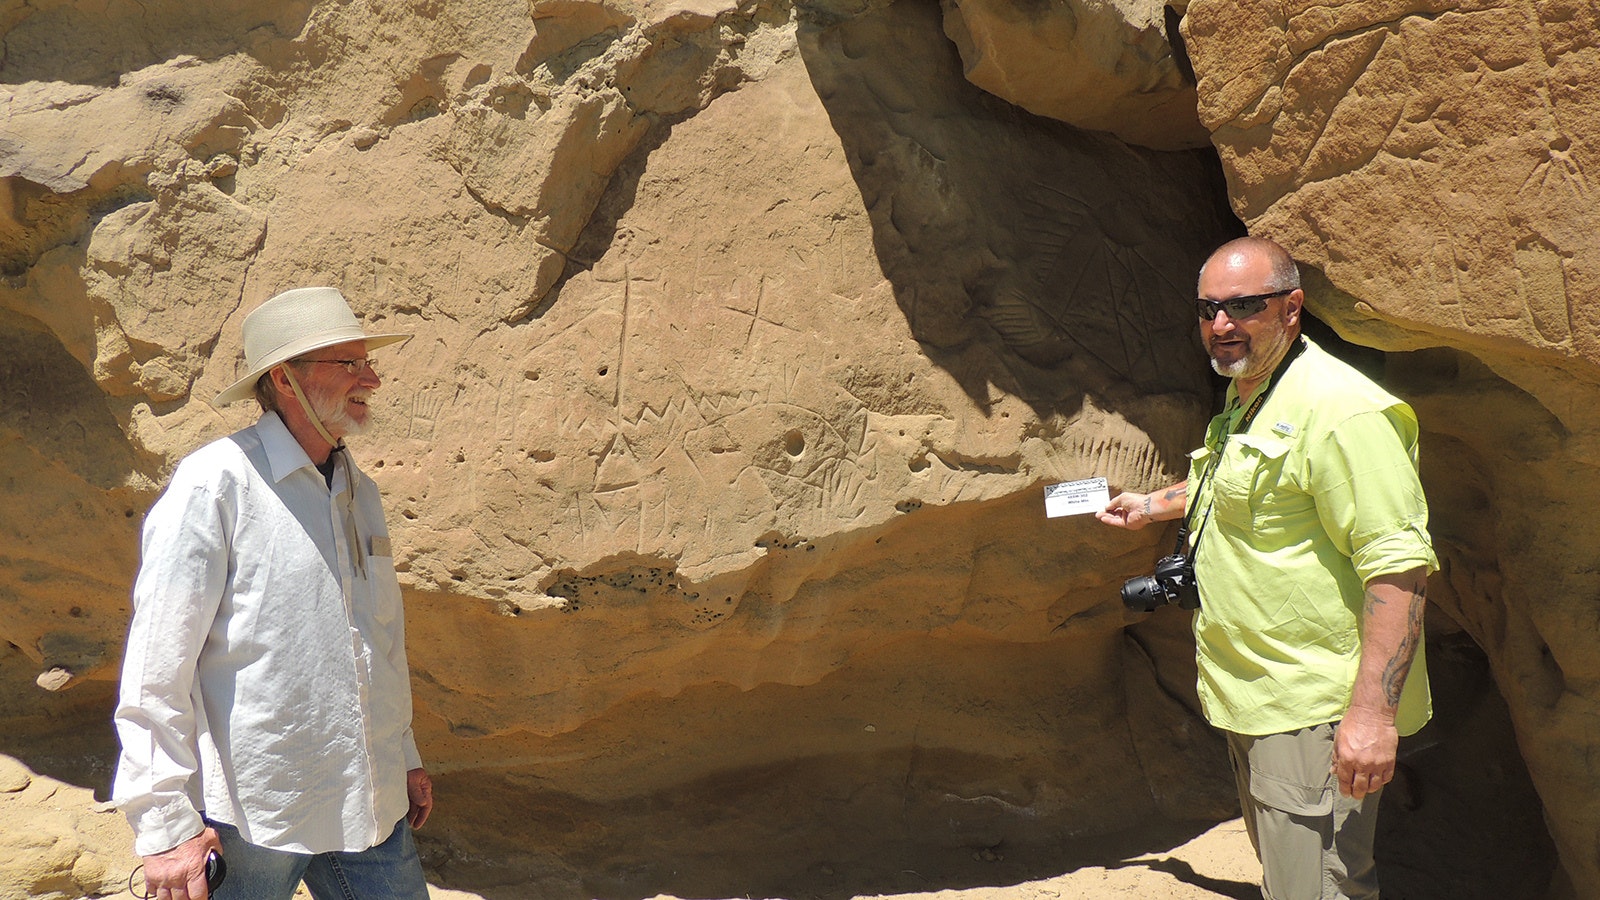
278,364,343,451
278,363,366,577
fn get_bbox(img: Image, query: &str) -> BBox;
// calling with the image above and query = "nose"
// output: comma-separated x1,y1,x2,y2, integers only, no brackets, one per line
358,365,381,389
1209,308,1236,332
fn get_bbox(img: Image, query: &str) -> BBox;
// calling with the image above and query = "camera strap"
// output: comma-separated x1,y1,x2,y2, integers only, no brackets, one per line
1227,335,1306,443
1179,335,1307,558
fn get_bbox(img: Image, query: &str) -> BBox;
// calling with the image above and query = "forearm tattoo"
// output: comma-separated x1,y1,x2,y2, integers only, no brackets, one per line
1374,581,1427,708
1146,486,1183,519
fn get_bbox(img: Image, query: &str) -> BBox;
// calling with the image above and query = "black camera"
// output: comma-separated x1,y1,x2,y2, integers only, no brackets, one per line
206,850,227,893
1121,553,1200,612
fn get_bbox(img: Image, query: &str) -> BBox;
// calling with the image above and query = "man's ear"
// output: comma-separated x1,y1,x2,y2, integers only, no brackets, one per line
1285,289,1304,326
268,365,298,404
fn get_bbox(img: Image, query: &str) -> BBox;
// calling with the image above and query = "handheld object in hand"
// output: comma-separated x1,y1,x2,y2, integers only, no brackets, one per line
128,850,226,898
206,850,227,892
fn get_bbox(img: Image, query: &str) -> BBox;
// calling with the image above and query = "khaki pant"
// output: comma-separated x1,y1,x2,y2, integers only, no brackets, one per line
1226,723,1382,900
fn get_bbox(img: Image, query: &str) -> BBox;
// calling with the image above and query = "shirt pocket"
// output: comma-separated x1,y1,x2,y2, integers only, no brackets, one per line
366,554,405,632
1246,723,1336,816
1209,433,1292,530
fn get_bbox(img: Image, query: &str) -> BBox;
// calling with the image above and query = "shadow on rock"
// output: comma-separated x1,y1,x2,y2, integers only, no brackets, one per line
794,0,1242,444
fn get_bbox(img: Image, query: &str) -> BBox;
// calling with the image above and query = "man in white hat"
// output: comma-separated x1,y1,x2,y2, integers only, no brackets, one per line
113,287,433,899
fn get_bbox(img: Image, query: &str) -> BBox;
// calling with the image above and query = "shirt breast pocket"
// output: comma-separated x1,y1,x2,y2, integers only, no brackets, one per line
1210,433,1292,530
367,554,404,628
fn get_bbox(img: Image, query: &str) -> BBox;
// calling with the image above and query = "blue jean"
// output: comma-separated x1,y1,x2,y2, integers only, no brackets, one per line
210,818,429,900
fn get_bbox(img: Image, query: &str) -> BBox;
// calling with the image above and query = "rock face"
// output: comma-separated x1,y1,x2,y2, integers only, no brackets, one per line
940,0,1210,150
0,763,126,900
0,0,1588,897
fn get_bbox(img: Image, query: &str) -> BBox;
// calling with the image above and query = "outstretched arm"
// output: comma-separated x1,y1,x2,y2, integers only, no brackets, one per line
1334,567,1428,799
1096,481,1188,531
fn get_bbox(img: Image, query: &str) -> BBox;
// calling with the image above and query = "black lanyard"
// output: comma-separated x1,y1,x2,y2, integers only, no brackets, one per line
1177,336,1307,557
1226,335,1306,446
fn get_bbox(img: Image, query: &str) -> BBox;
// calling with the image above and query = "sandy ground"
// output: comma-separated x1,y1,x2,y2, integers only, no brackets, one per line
828,821,1261,900
422,822,1262,900
421,820,1260,900
800,820,1258,900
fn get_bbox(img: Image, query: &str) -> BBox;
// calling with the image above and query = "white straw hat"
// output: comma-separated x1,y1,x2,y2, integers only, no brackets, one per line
213,287,412,406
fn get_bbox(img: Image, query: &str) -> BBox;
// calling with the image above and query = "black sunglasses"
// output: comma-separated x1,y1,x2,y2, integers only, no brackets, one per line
1195,289,1292,321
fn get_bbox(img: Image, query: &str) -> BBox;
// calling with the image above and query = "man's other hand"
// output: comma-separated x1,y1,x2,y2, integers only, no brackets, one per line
1334,705,1398,799
407,767,434,829
139,827,222,900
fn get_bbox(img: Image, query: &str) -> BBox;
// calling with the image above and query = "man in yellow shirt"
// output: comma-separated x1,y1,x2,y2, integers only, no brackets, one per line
1098,236,1434,900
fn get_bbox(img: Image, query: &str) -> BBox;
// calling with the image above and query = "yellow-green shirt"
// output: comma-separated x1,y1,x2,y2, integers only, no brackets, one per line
1186,336,1436,736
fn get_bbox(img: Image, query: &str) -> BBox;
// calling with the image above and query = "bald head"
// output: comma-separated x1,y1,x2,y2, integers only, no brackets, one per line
1198,236,1301,295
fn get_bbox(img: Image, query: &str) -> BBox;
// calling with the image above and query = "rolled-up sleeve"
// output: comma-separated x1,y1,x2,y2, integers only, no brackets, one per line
112,465,232,857
1308,407,1438,585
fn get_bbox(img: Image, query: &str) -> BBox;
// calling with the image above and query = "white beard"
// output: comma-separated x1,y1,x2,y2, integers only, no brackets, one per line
1211,356,1249,378
1210,316,1292,383
305,380,368,437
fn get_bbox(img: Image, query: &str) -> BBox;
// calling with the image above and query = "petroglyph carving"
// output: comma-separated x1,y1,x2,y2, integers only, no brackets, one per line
408,388,451,441
988,183,1195,384
1514,238,1572,345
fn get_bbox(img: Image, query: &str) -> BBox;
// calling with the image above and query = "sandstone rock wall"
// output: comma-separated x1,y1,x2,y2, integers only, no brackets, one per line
0,0,1591,896
1,0,1244,891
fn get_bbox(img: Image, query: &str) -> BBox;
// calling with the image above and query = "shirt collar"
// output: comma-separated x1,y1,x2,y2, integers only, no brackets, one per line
255,410,319,484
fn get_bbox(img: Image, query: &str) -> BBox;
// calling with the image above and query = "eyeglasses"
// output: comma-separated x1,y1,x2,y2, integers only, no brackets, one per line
1195,289,1292,321
302,357,377,375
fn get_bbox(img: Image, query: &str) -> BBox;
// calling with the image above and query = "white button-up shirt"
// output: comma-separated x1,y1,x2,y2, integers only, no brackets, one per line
113,412,421,856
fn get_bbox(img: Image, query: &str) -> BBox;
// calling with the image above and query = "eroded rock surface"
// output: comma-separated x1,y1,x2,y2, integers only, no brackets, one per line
0,760,130,900
0,0,1590,895
1,0,1241,891
940,0,1209,150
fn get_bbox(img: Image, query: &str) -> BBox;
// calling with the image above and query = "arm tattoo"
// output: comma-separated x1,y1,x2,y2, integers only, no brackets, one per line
1162,486,1186,503
1379,581,1427,708
1143,496,1152,517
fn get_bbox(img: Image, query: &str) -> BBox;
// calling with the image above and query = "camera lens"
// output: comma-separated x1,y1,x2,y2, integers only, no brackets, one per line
1121,575,1169,613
